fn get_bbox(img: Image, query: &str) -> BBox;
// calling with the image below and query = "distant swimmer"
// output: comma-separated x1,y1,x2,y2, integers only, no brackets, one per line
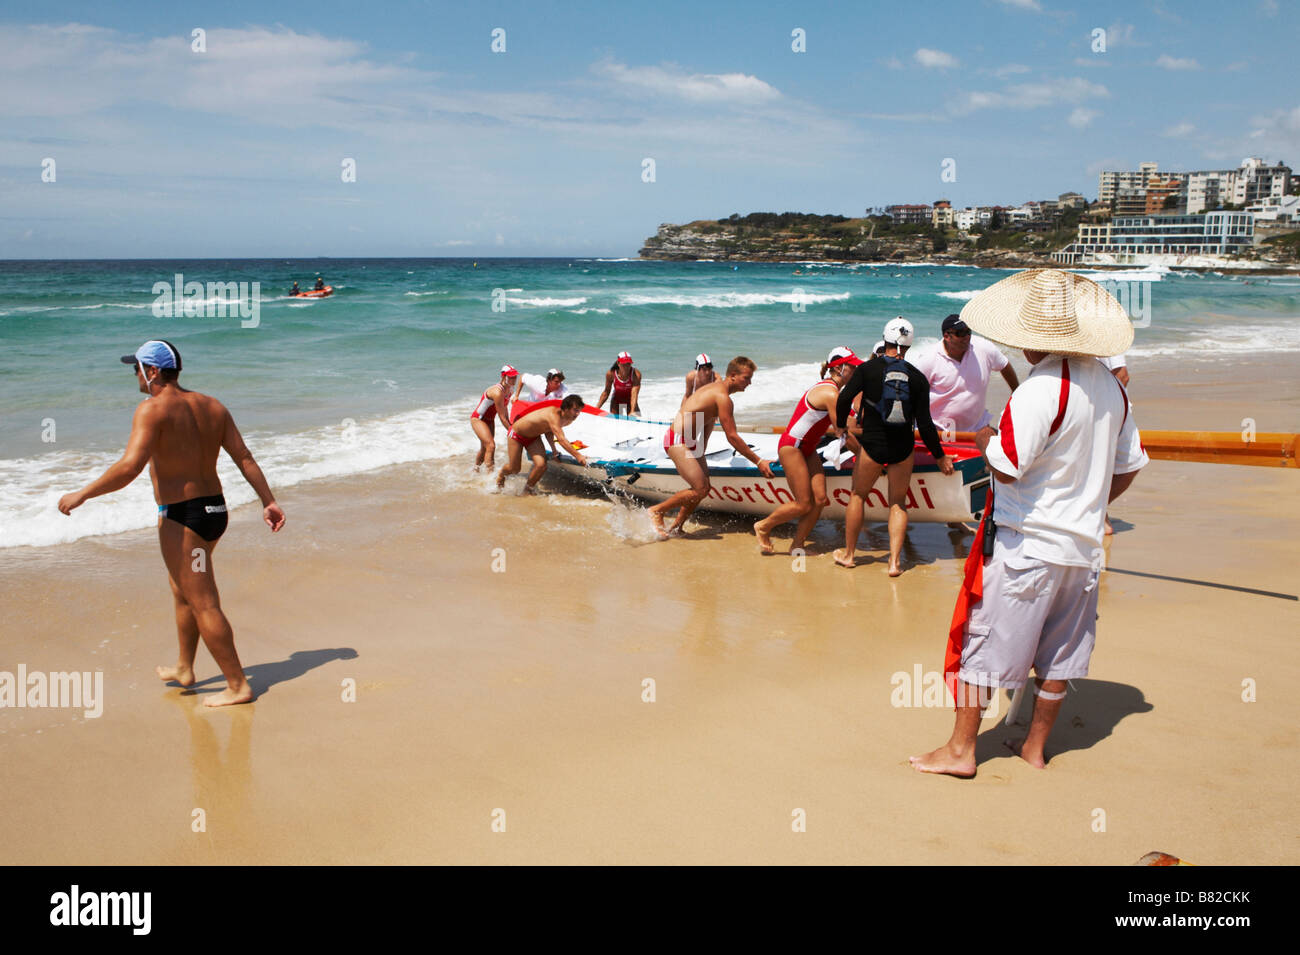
314,277,325,291
471,365,518,471
682,353,715,406
834,318,953,576
596,351,641,416
290,281,300,296
649,356,774,537
56,340,286,707
753,347,861,555
496,394,588,494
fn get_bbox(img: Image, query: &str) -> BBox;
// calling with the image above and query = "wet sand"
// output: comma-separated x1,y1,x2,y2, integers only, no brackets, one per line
2,356,1297,864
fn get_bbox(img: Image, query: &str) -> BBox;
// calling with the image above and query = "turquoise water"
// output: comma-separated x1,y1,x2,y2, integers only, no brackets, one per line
2,257,1298,547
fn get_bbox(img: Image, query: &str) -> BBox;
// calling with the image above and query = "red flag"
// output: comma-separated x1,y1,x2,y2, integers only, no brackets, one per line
944,512,988,704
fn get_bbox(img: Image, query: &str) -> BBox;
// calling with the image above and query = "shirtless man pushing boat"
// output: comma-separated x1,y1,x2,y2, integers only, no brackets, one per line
56,340,285,707
496,394,588,493
649,356,774,537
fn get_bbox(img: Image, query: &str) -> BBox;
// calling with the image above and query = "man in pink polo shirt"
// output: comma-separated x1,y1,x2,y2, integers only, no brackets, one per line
909,314,1020,435
910,270,1147,778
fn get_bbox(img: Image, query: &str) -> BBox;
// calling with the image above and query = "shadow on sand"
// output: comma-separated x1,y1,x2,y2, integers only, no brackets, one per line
177,648,359,699
972,678,1154,767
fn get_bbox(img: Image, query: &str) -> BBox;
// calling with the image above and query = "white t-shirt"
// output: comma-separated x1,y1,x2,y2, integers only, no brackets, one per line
983,355,1147,569
517,373,572,403
909,335,1010,433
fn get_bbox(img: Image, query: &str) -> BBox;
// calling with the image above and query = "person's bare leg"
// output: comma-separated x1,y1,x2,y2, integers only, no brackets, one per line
495,439,524,488
791,469,827,552
885,456,914,577
156,572,200,686
836,454,883,567
158,520,252,706
755,447,810,554
1004,678,1066,768
910,680,989,777
471,418,495,471
649,445,708,536
523,443,547,493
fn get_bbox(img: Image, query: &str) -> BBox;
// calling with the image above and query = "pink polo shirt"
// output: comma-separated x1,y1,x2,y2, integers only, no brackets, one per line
909,335,1010,433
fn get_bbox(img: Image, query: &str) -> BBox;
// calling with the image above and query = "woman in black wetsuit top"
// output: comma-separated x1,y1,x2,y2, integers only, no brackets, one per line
833,317,953,576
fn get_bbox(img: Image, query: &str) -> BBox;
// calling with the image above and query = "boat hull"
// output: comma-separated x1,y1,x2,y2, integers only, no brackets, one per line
544,407,989,523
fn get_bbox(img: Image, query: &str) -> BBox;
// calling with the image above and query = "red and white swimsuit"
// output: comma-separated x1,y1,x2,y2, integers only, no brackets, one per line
610,370,635,414
777,380,836,457
471,388,500,426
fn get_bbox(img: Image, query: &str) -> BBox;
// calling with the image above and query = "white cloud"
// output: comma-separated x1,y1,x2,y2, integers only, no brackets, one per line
1261,0,1279,15
1156,54,1201,71
993,63,1032,78
593,60,780,103
952,77,1109,114
914,48,959,70
999,0,1042,9
1162,122,1196,137
1068,108,1098,128
884,56,904,70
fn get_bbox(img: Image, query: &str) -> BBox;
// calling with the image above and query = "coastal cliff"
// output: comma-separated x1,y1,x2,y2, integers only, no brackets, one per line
638,213,1058,267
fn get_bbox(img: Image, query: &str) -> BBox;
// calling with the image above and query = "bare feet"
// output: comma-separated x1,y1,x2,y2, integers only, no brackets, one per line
204,683,255,707
522,484,539,496
1104,515,1114,536
909,743,975,778
649,508,669,539
156,664,195,687
754,521,774,555
833,548,855,568
888,560,903,578
1003,737,1046,769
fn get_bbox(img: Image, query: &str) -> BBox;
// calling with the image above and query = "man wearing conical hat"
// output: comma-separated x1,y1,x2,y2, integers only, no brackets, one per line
910,270,1148,777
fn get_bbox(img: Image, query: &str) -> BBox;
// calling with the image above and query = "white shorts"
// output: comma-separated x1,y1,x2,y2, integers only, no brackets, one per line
958,528,1100,690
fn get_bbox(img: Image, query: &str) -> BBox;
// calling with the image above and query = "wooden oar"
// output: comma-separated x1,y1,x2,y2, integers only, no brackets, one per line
1141,430,1298,468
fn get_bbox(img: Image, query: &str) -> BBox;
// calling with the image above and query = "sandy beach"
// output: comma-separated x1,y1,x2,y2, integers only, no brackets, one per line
2,355,1297,865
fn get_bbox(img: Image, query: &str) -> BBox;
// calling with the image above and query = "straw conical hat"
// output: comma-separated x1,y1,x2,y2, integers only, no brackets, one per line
958,269,1133,358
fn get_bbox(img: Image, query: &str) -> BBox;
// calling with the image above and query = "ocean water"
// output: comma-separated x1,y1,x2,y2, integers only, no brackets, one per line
2,257,1298,548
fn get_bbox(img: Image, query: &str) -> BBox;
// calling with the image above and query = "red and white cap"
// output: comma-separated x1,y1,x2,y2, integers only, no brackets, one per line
694,353,712,368
500,364,518,377
617,351,633,364
826,346,863,368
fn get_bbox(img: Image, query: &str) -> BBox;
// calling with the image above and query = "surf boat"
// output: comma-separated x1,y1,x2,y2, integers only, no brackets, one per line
291,286,333,298
543,404,990,523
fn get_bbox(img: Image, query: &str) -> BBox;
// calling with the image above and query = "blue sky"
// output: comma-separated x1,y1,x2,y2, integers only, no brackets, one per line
2,0,1297,257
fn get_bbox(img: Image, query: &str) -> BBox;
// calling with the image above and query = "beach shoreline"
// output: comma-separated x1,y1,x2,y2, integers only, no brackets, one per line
2,356,1297,865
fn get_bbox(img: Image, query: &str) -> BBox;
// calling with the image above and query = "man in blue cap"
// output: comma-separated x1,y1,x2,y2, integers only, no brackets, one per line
57,340,286,707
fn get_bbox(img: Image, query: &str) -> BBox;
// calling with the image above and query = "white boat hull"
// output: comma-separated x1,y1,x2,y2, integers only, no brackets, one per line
544,409,989,523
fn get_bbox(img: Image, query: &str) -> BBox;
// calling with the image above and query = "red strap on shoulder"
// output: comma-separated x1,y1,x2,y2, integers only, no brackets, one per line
1048,358,1070,436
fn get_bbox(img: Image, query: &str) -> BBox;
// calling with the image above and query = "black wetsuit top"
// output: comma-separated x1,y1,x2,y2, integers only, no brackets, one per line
835,354,946,465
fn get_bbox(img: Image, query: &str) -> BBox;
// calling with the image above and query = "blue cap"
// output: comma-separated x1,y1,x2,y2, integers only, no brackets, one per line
121,340,182,371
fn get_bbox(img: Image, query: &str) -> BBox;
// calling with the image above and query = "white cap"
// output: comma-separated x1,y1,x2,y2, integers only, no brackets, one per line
617,351,633,363
872,340,886,356
546,368,564,379
883,317,913,346
500,364,518,377
695,353,712,367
